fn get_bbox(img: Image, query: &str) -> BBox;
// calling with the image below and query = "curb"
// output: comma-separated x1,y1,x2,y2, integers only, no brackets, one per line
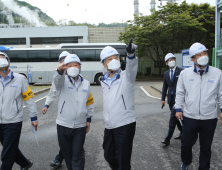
150,85,162,94
151,85,168,95
33,87,51,95
136,79,163,82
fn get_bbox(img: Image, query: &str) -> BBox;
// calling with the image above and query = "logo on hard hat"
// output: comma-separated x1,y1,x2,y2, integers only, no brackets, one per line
108,51,113,54
71,57,76,59
198,47,203,50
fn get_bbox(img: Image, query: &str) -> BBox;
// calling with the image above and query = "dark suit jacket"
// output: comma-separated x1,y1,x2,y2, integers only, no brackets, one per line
161,67,183,105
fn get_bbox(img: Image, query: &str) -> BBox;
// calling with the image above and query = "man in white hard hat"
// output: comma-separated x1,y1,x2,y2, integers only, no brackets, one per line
161,53,183,145
54,54,94,170
100,39,138,170
42,51,70,169
174,42,222,170
0,52,38,170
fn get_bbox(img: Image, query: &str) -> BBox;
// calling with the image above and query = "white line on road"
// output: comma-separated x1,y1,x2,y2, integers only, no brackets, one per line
34,96,47,103
23,96,47,108
140,86,161,100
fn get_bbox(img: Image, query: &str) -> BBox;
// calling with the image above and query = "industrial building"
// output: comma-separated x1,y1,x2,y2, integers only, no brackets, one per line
0,25,124,48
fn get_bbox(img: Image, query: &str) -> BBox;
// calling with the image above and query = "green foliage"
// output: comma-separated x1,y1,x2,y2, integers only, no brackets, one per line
0,15,8,24
66,20,128,28
119,1,215,75
0,0,128,28
14,0,55,23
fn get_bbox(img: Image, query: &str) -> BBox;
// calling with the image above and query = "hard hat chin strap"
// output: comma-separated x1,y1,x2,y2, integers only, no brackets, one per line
0,66,9,78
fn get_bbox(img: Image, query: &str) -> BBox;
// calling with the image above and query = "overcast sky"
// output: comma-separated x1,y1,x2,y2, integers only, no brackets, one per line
17,0,215,24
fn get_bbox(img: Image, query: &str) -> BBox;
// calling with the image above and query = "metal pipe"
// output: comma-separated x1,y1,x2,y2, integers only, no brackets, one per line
134,0,139,17
150,0,156,14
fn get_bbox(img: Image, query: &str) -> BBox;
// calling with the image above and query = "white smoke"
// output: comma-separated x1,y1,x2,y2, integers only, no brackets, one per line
1,10,14,24
1,0,46,27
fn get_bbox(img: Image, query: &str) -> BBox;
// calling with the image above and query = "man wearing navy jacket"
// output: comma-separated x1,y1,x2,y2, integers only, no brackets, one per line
161,53,182,145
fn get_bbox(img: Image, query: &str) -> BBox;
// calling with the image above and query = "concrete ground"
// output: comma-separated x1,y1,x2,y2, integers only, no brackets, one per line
0,81,222,170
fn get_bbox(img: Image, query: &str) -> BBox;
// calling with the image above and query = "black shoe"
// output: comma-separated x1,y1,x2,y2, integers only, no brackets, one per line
161,138,170,145
50,159,62,169
174,133,181,140
20,160,33,170
180,163,189,170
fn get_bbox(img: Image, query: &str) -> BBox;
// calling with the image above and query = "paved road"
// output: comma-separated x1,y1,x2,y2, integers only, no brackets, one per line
1,82,222,170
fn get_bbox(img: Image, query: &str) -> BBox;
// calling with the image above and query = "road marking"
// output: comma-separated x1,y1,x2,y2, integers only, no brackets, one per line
35,96,47,103
140,86,161,100
23,96,47,108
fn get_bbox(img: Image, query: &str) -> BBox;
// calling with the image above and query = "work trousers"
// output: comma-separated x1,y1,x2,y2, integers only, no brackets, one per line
55,149,64,163
0,122,29,170
181,116,217,170
103,122,136,170
165,96,182,140
57,125,86,170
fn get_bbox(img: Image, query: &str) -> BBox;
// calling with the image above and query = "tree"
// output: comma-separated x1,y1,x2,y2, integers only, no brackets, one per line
119,1,215,75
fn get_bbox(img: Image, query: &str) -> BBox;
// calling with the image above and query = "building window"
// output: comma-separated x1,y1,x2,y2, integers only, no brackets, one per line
8,39,18,45
60,37,78,43
30,37,79,45
0,38,26,45
42,38,52,44
53,37,60,44
31,38,42,45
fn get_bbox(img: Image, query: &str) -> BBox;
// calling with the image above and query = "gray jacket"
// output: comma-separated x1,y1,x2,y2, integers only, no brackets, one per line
0,72,38,124
53,70,94,129
101,55,138,129
44,82,57,108
175,65,222,120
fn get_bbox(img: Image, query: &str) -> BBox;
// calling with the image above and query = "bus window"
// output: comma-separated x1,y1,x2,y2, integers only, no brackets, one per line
51,50,72,62
28,50,50,62
73,49,96,61
6,50,28,62
116,48,126,55
95,50,102,61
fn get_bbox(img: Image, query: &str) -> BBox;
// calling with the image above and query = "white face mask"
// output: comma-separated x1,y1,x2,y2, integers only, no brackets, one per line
168,61,175,68
0,58,8,68
107,59,120,71
196,56,209,66
67,67,79,78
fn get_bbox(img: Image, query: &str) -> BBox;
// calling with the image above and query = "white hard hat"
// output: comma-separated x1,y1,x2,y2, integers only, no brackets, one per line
165,53,175,62
0,52,10,62
100,46,119,63
189,42,208,58
59,51,70,61
64,54,81,65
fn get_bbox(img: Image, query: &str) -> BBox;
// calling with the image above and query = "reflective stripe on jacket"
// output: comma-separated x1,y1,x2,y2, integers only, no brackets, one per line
53,70,94,128
0,72,38,124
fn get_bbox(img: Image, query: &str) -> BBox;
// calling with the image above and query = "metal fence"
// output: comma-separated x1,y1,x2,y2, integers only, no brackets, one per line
139,59,167,75
212,47,222,69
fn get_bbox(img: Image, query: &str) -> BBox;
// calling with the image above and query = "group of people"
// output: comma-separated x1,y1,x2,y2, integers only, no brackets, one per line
0,39,222,170
161,42,222,170
0,39,138,170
